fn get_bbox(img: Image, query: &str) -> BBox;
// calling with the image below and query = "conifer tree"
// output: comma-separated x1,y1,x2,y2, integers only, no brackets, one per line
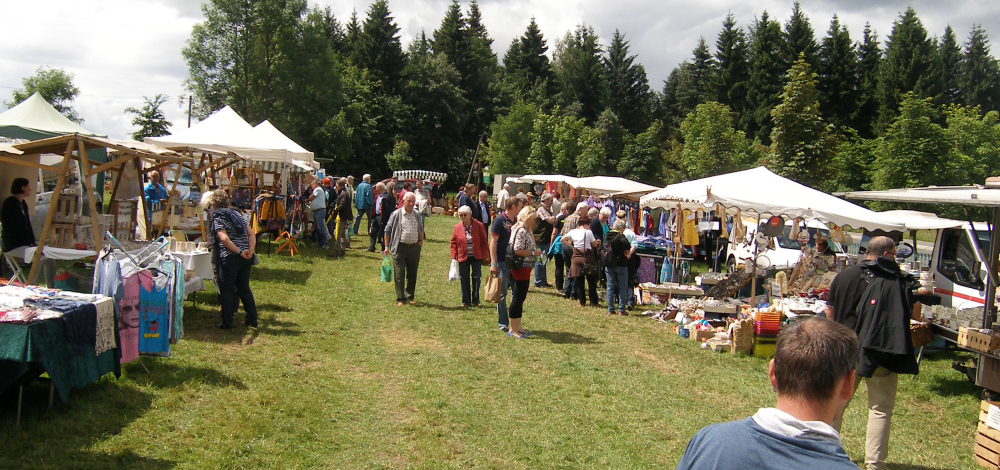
817,15,860,130
604,29,653,134
938,26,963,105
746,11,785,144
960,25,1000,113
854,23,881,138
359,0,406,94
781,2,819,67
502,17,556,102
714,13,751,133
553,25,607,123
876,7,938,134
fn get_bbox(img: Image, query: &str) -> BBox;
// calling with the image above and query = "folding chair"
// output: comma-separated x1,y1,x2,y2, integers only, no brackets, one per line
3,252,28,285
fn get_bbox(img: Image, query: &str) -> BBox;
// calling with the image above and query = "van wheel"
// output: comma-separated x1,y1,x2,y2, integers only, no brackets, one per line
726,257,737,274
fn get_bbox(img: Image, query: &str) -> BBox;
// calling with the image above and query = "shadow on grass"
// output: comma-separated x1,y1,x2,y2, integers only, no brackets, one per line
0,379,174,470
927,375,980,397
529,329,602,345
250,267,311,284
124,360,246,390
257,303,293,313
256,318,301,337
886,464,954,470
420,302,471,312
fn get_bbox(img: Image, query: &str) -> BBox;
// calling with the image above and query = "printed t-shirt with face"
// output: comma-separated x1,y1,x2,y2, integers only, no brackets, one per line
491,211,514,260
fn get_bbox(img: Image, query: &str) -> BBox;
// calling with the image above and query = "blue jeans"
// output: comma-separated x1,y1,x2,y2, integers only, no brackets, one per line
459,258,482,305
496,261,510,329
606,265,629,313
561,245,574,297
534,242,549,286
354,207,372,234
312,209,329,247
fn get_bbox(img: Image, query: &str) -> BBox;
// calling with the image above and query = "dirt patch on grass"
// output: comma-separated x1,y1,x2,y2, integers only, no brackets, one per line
633,351,681,375
381,328,446,354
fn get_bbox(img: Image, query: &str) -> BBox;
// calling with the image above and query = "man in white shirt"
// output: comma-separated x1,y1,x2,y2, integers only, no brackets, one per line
495,183,510,214
676,317,860,470
306,180,329,249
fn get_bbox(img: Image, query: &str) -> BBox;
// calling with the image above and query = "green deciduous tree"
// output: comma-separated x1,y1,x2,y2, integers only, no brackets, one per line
680,102,754,180
551,114,586,174
618,121,665,185
944,104,1000,183
769,57,837,188
575,126,606,177
6,66,83,123
484,101,538,174
182,0,307,122
125,95,172,140
527,111,556,174
829,130,878,192
604,30,653,135
595,109,626,175
386,139,411,171
872,93,970,190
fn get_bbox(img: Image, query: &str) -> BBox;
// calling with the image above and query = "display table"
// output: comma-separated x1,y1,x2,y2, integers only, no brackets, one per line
24,246,99,261
0,318,120,406
171,250,213,280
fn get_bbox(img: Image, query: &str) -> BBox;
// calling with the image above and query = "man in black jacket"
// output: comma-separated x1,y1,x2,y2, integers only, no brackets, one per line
826,236,923,470
604,219,633,315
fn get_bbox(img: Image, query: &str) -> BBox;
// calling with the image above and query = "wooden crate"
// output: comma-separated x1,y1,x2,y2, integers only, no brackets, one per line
50,223,76,248
976,400,1000,469
959,327,1000,353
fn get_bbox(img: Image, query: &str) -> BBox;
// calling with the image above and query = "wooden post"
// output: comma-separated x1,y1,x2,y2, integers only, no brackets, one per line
27,139,75,284
156,162,183,236
77,139,104,251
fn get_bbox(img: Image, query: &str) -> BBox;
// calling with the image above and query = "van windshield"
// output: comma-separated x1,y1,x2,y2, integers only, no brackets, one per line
775,226,843,253
165,168,193,185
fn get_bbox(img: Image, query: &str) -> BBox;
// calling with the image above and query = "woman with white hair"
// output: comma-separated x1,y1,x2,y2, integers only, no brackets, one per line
507,206,543,338
202,189,258,329
450,205,489,307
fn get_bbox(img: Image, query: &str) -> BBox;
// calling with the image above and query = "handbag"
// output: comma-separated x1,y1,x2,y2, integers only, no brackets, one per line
484,274,502,303
380,256,393,282
505,227,526,269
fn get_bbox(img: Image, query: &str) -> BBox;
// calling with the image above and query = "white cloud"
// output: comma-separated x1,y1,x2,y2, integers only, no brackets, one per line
2,0,998,140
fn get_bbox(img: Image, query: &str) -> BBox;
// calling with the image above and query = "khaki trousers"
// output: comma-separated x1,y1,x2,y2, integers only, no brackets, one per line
833,366,897,470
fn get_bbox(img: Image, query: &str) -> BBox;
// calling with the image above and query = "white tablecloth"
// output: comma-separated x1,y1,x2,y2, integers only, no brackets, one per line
24,246,99,261
184,276,206,296
171,251,213,280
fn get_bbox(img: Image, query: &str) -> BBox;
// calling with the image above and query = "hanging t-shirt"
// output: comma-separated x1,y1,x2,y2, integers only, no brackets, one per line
138,271,171,356
682,209,700,246
118,272,140,364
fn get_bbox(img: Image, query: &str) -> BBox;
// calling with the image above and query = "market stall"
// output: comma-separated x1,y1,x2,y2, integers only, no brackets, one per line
7,134,196,285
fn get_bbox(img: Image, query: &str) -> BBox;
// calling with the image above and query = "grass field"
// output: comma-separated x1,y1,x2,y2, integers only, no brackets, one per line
0,215,985,469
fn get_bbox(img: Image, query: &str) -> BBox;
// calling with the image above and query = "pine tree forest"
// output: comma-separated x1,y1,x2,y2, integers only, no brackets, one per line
183,0,1000,193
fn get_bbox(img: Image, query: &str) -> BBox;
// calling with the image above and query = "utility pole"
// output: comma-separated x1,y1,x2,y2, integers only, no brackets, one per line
187,96,193,128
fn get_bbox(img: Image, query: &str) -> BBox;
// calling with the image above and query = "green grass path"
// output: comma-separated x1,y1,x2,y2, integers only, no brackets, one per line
0,215,982,469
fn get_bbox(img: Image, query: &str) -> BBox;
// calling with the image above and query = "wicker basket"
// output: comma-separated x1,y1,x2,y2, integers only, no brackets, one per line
911,322,935,348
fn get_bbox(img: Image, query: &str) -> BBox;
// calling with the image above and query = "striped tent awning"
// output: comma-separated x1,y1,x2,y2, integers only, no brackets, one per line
393,170,447,182
234,160,286,172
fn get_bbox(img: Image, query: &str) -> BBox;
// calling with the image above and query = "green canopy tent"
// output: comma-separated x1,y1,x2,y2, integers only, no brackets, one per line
0,92,108,208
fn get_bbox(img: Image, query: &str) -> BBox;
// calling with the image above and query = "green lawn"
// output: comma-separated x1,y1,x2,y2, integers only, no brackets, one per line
0,215,983,469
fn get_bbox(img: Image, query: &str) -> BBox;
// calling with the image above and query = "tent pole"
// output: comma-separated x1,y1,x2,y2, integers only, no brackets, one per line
77,139,104,251
28,139,75,284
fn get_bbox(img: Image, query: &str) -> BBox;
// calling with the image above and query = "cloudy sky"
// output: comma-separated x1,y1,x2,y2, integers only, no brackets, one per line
3,0,999,140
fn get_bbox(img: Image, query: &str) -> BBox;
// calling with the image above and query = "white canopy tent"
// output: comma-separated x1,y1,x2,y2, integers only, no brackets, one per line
640,166,906,231
877,210,963,231
145,106,290,164
507,174,659,198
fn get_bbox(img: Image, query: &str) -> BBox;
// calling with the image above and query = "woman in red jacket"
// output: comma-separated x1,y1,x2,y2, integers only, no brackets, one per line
451,205,490,307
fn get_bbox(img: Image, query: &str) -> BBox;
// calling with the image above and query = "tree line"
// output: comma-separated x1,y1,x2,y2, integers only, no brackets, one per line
10,0,1000,198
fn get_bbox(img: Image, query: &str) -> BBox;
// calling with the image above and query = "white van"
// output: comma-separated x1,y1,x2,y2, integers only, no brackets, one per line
927,223,991,309
726,217,844,272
